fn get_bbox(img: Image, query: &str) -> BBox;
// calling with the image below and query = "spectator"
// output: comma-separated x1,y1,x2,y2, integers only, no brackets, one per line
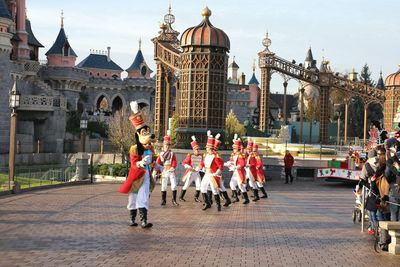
283,150,294,184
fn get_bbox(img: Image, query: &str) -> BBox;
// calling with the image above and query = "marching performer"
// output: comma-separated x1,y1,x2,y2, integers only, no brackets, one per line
245,139,260,201
180,136,202,202
199,133,224,211
214,133,232,207
156,130,179,206
253,143,268,198
119,101,155,228
227,136,250,204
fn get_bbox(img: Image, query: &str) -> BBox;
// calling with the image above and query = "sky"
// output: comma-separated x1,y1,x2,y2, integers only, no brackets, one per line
27,0,400,94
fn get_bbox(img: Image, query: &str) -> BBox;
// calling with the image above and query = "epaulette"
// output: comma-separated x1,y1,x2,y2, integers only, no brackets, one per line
215,153,221,158
129,145,138,155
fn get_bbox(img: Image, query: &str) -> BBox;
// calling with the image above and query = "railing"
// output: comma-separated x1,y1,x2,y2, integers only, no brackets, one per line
154,41,181,71
259,54,385,104
0,164,77,192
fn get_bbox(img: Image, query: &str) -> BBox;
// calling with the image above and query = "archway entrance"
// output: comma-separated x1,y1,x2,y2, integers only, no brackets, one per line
96,95,109,113
112,96,123,114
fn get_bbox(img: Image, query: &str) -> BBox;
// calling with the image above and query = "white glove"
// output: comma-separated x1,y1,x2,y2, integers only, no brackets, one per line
141,155,151,166
228,166,235,172
224,162,232,167
184,164,192,169
130,101,139,113
214,169,221,176
194,166,200,172
168,167,175,172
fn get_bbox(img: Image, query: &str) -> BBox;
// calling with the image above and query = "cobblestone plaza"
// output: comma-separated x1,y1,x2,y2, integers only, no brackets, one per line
0,180,398,266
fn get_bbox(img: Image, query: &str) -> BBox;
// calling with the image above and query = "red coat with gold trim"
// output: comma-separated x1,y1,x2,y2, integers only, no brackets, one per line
247,152,258,181
255,153,265,184
230,152,246,184
199,152,223,188
181,153,202,182
119,145,156,194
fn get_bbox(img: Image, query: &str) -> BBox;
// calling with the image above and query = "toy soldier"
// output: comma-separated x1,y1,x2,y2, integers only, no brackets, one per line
180,136,202,202
156,130,179,206
245,139,260,201
253,143,268,198
214,133,232,207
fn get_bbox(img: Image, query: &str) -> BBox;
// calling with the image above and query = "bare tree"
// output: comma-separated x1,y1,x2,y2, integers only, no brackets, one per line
107,109,136,157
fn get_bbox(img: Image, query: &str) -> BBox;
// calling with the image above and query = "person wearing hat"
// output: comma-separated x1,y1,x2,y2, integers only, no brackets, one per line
156,130,179,206
180,136,203,202
253,143,268,198
245,139,260,201
213,133,232,207
198,132,224,211
119,101,156,228
227,135,250,204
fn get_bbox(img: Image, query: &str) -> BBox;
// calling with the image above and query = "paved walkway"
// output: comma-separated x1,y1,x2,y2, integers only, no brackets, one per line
0,180,398,267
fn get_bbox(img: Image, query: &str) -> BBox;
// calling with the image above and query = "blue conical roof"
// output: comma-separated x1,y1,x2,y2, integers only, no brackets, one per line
26,19,43,47
376,72,386,90
77,53,123,71
248,73,259,85
126,49,153,73
45,27,77,56
0,0,11,19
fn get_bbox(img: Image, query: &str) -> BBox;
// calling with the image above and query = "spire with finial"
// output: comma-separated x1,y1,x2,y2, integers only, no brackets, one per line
139,38,142,50
253,59,256,73
61,9,64,28
201,6,212,18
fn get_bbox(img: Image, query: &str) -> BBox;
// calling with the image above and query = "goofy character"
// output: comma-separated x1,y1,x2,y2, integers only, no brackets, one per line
119,101,156,228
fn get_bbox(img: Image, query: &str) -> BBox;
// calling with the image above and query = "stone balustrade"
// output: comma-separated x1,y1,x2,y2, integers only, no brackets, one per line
19,95,67,111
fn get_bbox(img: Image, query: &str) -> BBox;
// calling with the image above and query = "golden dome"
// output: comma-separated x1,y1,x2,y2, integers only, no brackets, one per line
385,65,400,87
180,7,230,50
201,6,212,17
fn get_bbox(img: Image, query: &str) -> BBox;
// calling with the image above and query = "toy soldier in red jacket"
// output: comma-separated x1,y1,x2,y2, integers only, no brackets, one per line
180,136,202,202
253,143,268,198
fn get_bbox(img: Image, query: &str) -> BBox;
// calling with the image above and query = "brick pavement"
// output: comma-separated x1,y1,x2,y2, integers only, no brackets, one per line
0,180,398,267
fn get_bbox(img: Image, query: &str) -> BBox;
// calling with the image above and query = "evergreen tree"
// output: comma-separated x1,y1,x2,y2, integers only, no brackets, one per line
359,63,376,86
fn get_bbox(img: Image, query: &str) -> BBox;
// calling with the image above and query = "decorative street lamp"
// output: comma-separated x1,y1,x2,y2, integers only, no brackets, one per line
9,77,21,192
80,109,88,152
334,104,342,146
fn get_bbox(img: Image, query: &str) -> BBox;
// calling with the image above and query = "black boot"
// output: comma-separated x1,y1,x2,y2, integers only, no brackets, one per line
172,190,179,206
179,190,186,201
232,190,239,203
242,192,250,204
259,187,268,198
129,209,138,227
222,191,231,207
194,190,201,202
215,194,221,212
161,191,166,206
207,191,213,205
202,193,211,210
139,208,153,228
253,189,260,202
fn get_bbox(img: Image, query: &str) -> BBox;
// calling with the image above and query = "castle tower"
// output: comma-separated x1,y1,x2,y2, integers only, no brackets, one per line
126,39,153,78
0,0,13,55
15,0,29,59
177,6,230,145
304,46,317,69
248,61,259,109
228,56,239,84
46,11,77,67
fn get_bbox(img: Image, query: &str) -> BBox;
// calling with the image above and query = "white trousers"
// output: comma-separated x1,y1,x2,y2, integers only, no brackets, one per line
161,171,177,191
229,172,247,192
246,168,258,189
200,173,218,194
127,169,151,210
182,172,201,190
